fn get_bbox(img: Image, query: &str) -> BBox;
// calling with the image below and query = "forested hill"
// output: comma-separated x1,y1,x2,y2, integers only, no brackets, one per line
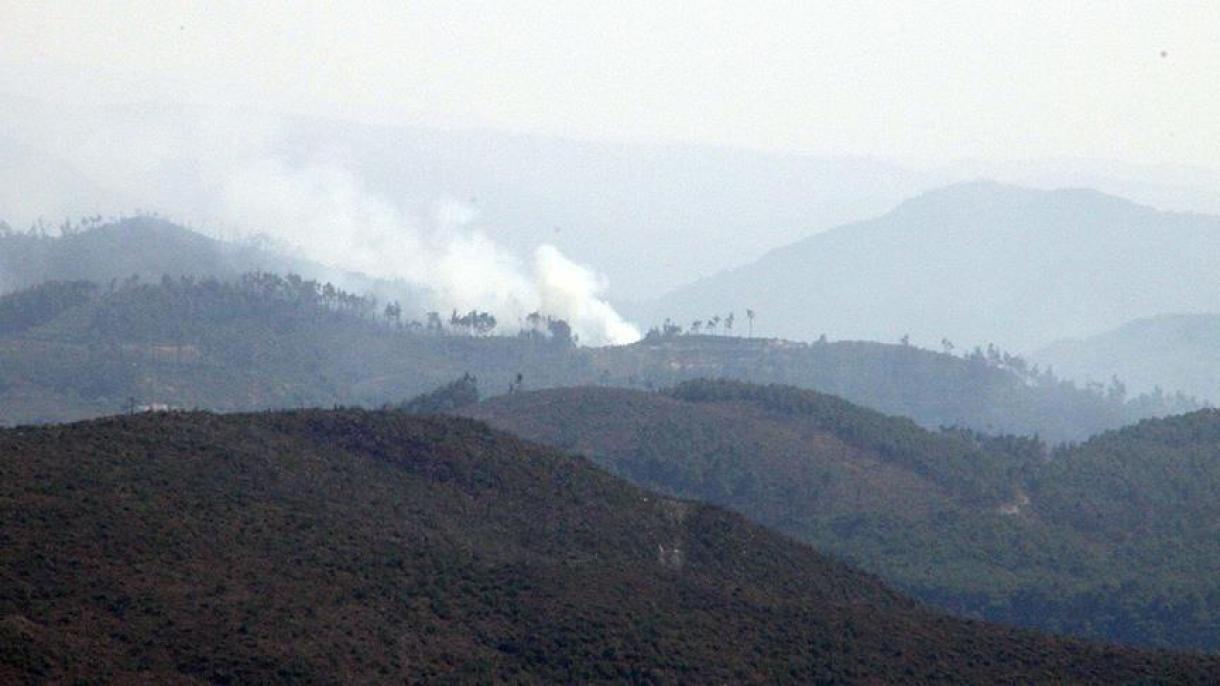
0,274,587,425
2,408,1218,682
0,274,1197,440
0,216,427,308
0,216,284,292
592,334,1197,442
1032,408,1220,556
463,380,1220,650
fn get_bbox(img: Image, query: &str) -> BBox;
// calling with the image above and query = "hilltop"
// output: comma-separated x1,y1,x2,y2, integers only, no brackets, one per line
0,217,286,292
639,181,1220,351
0,216,428,307
463,380,1220,650
2,408,1216,682
591,334,1196,442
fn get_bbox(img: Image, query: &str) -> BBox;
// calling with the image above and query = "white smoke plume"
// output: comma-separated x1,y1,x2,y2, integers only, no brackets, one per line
1,102,641,345
220,157,640,345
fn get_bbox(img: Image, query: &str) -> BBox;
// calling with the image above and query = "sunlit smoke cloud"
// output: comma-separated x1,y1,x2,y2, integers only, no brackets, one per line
533,245,641,345
3,103,641,345
219,155,640,346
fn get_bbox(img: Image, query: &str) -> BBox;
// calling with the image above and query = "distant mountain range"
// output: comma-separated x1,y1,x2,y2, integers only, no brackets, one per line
3,407,1217,682
1034,313,1220,403
0,96,930,300
637,181,1220,351
9,95,1220,307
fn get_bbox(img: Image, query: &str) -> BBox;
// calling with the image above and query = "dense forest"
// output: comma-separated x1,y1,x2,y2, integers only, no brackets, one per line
465,380,1220,651
3,407,1218,682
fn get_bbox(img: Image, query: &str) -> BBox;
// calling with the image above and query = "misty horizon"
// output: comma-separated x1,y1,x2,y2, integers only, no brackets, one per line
4,3,1220,333
7,4,1220,681
7,95,1220,349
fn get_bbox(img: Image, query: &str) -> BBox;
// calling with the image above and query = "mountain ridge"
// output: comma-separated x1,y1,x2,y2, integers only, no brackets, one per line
1034,312,1220,402
638,180,1220,351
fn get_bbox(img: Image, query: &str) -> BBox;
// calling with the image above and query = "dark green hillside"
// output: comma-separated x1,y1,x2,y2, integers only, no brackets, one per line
463,381,1220,650
4,411,1211,682
593,334,1197,443
1036,409,1220,542
0,273,584,425
666,379,1022,504
463,383,1094,614
989,409,1220,647
0,280,96,337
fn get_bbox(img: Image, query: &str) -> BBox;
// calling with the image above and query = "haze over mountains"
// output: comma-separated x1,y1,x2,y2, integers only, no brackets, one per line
0,95,928,302
7,94,1220,312
1035,313,1220,403
4,175,1217,673
9,96,1220,364
0,216,431,311
9,4,1220,681
640,181,1220,352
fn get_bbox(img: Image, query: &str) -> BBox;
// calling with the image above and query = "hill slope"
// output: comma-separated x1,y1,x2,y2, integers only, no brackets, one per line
0,274,583,425
640,181,1220,351
1034,313,1220,403
0,273,1196,441
4,410,1212,682
591,335,1197,442
0,217,289,291
0,217,429,308
463,381,1220,650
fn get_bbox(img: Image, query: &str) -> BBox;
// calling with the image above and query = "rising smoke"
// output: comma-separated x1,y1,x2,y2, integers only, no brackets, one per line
221,156,640,345
1,102,641,345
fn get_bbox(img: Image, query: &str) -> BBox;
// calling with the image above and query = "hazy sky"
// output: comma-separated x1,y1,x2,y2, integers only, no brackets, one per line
3,1,1218,166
